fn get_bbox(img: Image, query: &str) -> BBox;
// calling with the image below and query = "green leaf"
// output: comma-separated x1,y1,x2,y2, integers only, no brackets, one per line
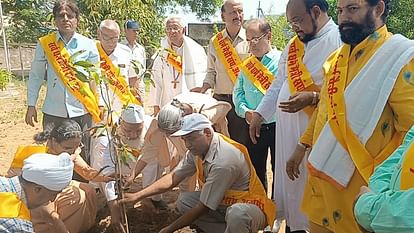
75,70,89,82
74,60,95,68
69,50,87,63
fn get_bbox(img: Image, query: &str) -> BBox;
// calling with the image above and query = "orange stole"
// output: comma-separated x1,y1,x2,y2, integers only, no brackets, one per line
196,134,276,228
240,56,275,94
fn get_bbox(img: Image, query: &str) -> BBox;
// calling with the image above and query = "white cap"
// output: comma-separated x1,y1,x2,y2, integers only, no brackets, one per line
171,113,212,137
120,104,145,124
22,153,74,191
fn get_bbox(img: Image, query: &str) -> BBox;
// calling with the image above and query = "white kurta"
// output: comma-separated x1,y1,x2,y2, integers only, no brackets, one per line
148,36,207,108
256,19,342,231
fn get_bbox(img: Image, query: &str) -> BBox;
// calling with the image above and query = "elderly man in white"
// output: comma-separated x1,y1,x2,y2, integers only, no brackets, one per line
91,104,163,233
96,19,144,112
149,15,207,116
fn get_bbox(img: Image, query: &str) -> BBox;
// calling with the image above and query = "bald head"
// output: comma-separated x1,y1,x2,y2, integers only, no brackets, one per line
221,0,243,13
98,19,120,55
221,0,244,31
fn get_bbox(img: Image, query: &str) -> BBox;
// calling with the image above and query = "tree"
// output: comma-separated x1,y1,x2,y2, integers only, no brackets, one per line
266,15,291,50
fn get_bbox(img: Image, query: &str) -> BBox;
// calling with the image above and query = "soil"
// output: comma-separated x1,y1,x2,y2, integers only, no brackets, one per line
0,81,285,233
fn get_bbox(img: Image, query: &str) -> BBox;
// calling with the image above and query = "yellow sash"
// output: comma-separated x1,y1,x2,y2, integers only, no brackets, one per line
39,32,101,122
0,192,31,221
400,140,414,190
240,56,274,94
10,145,47,169
196,134,276,228
166,49,183,74
96,42,141,106
212,30,242,84
325,45,402,184
286,36,315,94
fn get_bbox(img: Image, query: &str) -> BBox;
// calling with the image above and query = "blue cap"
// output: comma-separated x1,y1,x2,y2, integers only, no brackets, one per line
125,20,140,30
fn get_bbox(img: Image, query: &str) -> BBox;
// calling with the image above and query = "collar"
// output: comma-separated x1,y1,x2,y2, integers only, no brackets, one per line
122,38,139,49
350,25,390,57
202,133,220,164
223,27,246,41
56,31,78,47
313,18,337,40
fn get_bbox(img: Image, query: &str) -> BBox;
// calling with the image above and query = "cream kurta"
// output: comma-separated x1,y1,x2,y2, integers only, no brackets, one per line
300,26,414,233
256,19,342,231
148,36,207,108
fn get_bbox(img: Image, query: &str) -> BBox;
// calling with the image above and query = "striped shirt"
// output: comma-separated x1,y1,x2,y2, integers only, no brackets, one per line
0,176,33,233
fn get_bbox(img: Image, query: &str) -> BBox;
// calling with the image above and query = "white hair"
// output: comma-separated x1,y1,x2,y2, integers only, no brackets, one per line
164,15,186,28
99,19,120,32
157,103,184,133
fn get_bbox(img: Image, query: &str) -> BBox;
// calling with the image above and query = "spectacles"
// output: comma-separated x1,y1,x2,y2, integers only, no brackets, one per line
246,32,268,44
56,13,77,21
288,16,305,27
166,26,183,32
100,30,119,42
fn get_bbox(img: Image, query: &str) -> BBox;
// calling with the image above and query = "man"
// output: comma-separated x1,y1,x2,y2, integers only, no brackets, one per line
233,18,281,193
192,0,250,146
249,0,341,232
96,19,142,113
121,113,275,233
0,153,73,233
124,92,232,192
25,0,100,162
122,20,146,77
149,16,207,116
91,104,161,233
353,125,414,233
287,0,414,232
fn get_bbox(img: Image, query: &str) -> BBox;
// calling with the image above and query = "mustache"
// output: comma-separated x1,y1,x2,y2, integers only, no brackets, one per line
339,22,362,30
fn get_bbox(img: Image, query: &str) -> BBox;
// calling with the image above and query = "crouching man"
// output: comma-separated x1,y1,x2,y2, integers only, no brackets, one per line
121,113,275,233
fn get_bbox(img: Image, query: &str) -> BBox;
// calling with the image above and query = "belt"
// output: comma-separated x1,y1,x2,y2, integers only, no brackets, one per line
214,94,233,98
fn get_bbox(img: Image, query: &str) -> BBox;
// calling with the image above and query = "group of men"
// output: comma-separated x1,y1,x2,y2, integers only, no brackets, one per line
1,0,414,232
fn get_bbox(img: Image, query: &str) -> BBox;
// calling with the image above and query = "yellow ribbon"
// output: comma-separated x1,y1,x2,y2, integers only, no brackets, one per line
286,36,315,94
10,145,47,169
212,30,242,84
196,134,276,228
97,42,142,106
240,56,275,94
0,192,31,221
39,32,101,123
400,140,414,190
166,49,183,74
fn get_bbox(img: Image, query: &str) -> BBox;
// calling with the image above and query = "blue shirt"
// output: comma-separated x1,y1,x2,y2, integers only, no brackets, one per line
233,49,281,124
27,32,99,118
0,176,33,233
354,125,414,233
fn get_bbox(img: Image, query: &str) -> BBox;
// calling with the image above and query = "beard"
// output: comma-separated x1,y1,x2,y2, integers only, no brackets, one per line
339,9,376,46
299,17,318,43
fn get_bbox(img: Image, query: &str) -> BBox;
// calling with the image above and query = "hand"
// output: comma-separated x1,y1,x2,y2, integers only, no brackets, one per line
159,226,173,233
248,112,264,144
286,144,307,181
109,201,126,233
190,86,203,93
279,91,313,113
152,106,160,117
122,174,135,190
25,106,38,127
119,192,142,205
245,110,254,125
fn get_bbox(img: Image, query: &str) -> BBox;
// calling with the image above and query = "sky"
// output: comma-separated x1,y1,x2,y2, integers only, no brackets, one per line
179,0,289,24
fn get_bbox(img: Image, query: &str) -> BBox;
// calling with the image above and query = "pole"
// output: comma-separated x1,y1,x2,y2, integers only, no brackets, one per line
257,1,261,18
0,0,11,72
18,45,24,81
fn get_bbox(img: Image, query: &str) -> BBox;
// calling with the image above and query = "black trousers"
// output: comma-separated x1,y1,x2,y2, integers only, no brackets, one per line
43,113,92,181
246,122,275,195
285,225,307,233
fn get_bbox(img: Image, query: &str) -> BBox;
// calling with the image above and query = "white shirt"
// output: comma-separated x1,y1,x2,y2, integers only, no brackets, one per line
121,39,146,76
